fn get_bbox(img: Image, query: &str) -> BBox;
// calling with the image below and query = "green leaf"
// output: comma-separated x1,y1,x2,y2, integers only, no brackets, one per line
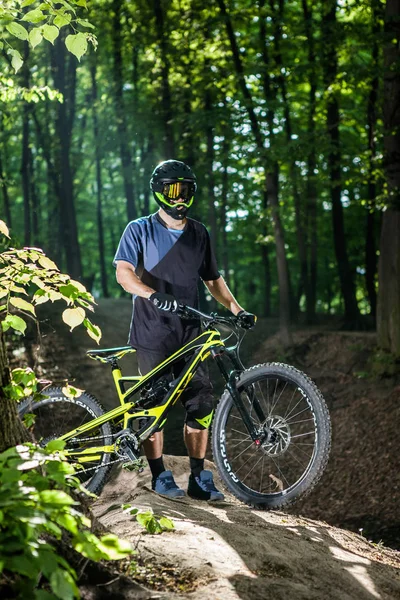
50,569,78,600
10,50,23,74
97,534,132,559
29,27,43,49
38,255,58,270
39,490,75,506
10,296,36,315
42,24,59,44
54,13,72,28
159,516,175,531
6,22,29,41
2,314,27,334
0,220,10,238
83,318,101,343
65,32,88,61
62,307,85,330
45,439,66,452
22,0,37,6
76,18,94,29
21,9,46,23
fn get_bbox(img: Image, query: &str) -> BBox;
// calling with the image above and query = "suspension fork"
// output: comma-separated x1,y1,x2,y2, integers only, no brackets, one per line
224,348,268,425
211,348,261,444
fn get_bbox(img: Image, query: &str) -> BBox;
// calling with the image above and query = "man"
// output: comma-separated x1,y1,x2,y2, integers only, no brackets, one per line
114,159,255,501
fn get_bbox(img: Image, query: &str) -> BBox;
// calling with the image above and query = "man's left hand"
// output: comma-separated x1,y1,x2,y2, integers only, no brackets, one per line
236,310,257,329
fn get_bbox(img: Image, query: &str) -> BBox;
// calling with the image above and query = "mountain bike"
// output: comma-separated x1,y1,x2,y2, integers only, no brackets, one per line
18,305,331,509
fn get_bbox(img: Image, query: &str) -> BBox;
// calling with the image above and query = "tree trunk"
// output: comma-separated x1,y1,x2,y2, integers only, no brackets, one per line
220,134,231,290
153,0,175,158
112,0,136,221
261,191,271,317
91,63,109,298
0,152,11,228
322,0,359,324
377,0,400,355
21,41,31,246
217,0,292,342
365,0,382,320
52,36,82,279
302,0,318,323
0,328,30,452
273,0,307,318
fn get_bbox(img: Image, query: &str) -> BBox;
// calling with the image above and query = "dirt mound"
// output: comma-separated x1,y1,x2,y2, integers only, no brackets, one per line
20,301,400,549
253,330,400,550
92,456,400,600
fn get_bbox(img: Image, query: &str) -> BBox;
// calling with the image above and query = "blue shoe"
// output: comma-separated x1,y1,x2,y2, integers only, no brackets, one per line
188,470,225,502
152,470,185,498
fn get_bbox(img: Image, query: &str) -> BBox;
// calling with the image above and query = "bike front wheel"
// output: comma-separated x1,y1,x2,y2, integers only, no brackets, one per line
212,363,331,509
18,387,113,495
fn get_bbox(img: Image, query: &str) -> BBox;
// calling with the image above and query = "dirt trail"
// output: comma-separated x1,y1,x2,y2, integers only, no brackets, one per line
91,456,400,600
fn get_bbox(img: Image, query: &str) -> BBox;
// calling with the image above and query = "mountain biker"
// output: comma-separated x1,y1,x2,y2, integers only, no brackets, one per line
114,159,256,501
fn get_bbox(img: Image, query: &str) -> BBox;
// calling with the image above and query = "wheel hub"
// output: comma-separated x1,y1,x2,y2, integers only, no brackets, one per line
259,415,291,456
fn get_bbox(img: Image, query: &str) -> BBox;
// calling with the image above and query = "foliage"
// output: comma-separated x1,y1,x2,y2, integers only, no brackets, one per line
122,504,175,535
0,0,96,72
0,443,132,600
0,220,101,344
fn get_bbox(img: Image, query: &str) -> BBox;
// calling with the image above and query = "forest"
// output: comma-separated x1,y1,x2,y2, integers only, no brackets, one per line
1,1,400,599
1,0,399,354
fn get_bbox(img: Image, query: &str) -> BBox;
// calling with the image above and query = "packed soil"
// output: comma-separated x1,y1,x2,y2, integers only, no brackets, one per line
12,298,400,598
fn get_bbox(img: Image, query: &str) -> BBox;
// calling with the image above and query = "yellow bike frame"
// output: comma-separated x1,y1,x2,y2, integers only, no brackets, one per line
61,329,225,464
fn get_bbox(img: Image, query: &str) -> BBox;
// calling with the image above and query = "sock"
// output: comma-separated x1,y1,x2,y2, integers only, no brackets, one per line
190,457,204,478
148,457,165,480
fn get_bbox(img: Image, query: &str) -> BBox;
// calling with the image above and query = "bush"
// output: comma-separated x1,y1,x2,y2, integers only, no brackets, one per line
0,443,132,600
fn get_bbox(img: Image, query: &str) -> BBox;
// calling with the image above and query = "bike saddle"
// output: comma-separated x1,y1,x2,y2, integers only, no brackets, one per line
86,346,136,363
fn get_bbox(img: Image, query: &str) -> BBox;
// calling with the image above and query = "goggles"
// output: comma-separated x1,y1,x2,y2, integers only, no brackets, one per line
161,180,196,202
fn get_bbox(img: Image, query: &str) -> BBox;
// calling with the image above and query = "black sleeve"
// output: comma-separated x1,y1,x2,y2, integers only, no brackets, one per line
199,228,220,281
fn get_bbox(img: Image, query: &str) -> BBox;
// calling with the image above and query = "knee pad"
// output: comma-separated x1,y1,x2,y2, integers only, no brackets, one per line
185,396,214,430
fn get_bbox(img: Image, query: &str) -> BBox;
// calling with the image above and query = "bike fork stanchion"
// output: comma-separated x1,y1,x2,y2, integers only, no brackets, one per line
211,349,260,445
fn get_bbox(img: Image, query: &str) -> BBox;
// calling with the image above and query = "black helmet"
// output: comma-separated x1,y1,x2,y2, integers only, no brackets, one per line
150,159,197,220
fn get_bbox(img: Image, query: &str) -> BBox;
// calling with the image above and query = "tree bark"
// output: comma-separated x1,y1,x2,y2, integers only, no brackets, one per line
52,36,82,279
91,63,109,298
365,0,381,320
377,0,400,355
273,0,307,318
302,0,318,323
112,0,137,221
217,0,292,343
153,0,175,158
0,328,30,453
0,151,11,228
21,41,31,247
322,0,360,324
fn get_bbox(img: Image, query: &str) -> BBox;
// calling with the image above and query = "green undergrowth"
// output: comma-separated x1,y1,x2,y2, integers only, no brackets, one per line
0,442,132,600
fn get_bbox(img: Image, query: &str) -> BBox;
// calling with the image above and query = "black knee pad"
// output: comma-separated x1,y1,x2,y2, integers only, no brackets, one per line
184,396,214,430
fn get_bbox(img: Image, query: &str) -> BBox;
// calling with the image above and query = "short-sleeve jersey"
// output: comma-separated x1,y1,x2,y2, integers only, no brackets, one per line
113,213,220,353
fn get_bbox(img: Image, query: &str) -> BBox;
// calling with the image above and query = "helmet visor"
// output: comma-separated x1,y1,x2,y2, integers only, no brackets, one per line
162,180,196,202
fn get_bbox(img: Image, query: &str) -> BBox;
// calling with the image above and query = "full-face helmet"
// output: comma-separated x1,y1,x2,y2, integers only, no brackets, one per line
150,159,197,220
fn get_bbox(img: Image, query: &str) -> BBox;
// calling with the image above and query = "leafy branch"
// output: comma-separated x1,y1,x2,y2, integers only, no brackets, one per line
0,220,101,344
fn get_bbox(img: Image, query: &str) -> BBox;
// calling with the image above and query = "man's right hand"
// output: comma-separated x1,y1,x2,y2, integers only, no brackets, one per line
149,292,179,313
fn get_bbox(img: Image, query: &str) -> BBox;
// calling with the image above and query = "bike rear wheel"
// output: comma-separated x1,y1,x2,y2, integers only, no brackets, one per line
18,387,113,495
212,363,331,509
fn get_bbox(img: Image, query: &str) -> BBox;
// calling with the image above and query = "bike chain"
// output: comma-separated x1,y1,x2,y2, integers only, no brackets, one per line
68,433,141,475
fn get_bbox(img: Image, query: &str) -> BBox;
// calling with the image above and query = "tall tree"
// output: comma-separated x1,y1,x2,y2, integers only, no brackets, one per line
218,0,292,344
91,62,109,298
302,0,318,323
51,36,82,279
321,0,360,324
377,0,400,355
112,0,137,221
153,0,175,158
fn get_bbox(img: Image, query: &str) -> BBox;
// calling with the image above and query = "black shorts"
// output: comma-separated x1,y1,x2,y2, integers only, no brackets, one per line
136,349,214,429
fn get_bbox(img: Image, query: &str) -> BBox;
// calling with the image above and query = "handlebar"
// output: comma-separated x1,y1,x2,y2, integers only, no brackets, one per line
177,304,243,328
